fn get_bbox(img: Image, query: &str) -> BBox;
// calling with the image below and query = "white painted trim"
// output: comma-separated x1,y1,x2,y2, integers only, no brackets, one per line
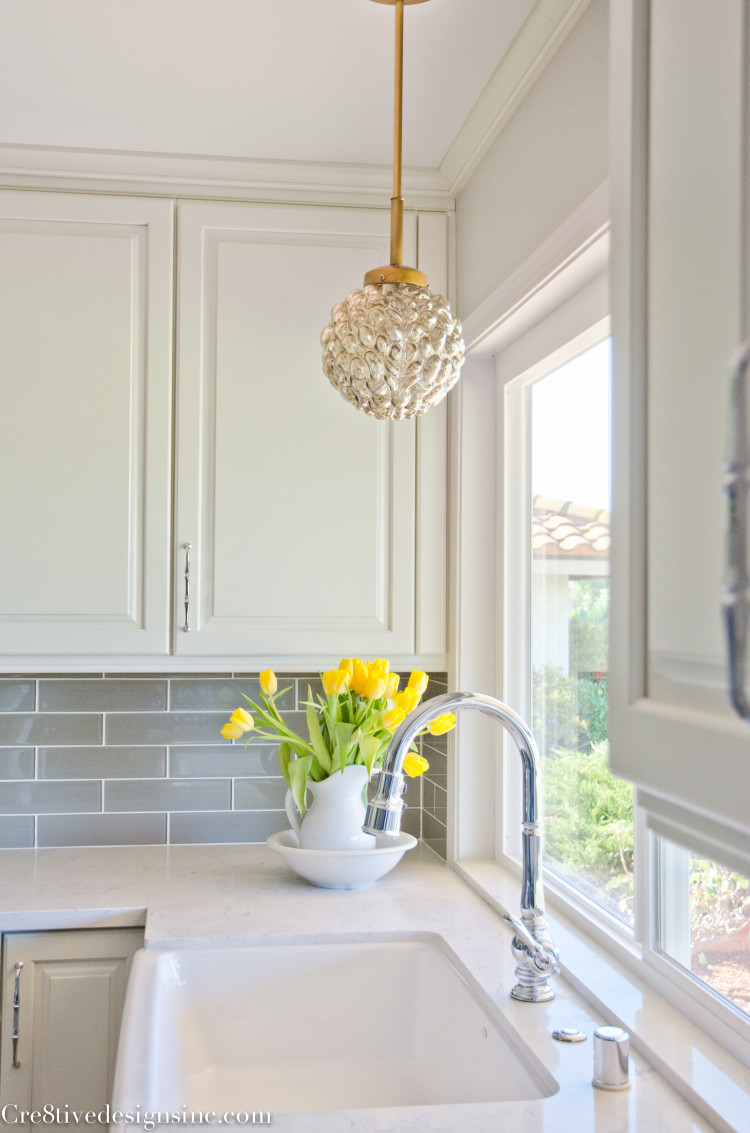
415,212,450,659
0,654,448,676
448,358,499,863
448,188,611,866
494,274,610,383
461,180,610,352
0,144,454,211
439,0,595,195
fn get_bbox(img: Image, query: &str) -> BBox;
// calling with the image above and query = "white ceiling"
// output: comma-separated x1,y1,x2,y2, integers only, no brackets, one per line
0,0,537,169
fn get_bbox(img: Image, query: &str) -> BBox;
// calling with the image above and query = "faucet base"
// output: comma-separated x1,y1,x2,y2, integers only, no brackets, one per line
510,982,555,1003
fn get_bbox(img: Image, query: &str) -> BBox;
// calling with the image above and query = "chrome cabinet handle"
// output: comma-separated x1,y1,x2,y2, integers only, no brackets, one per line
182,543,192,633
11,962,22,1068
723,340,750,719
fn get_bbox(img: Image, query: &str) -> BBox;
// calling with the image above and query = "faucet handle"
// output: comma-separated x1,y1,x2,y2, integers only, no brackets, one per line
503,913,560,974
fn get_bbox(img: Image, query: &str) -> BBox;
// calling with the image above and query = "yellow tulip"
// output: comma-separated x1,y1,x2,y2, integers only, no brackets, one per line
221,721,245,740
350,659,369,696
322,668,351,695
428,712,456,736
230,707,254,732
364,674,386,700
259,669,277,697
407,670,429,696
393,688,419,713
382,706,406,732
371,658,390,675
384,672,400,699
403,753,430,777
338,658,354,678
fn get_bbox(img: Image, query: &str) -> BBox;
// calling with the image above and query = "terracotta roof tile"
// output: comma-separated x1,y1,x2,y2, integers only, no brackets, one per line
532,497,610,559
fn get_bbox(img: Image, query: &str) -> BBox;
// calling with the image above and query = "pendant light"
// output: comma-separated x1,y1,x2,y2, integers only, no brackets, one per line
321,0,465,421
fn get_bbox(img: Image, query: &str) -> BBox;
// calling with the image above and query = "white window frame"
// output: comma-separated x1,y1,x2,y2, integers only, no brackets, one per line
448,182,750,1070
499,312,630,934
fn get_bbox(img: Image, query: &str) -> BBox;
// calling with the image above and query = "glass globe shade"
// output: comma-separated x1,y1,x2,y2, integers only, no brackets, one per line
321,281,465,421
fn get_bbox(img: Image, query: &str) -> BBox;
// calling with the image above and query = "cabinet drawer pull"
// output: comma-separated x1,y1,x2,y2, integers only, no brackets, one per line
11,961,22,1068
182,543,192,633
723,339,750,720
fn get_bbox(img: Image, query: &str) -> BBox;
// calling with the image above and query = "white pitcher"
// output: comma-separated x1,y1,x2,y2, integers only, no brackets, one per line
285,764,376,851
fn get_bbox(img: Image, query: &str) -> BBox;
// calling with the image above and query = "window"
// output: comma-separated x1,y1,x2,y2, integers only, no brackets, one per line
504,326,634,928
528,339,634,924
451,189,748,1061
499,309,749,1057
657,837,750,1021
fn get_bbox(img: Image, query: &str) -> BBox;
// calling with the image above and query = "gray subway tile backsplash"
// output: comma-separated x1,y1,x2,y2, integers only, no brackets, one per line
233,777,287,810
169,678,294,713
169,743,280,779
104,778,231,813
401,806,421,840
0,671,448,853
0,815,35,848
38,813,167,848
0,714,103,746
38,679,168,713
0,681,36,712
38,746,167,780
169,809,288,845
105,711,229,746
0,780,101,815
422,810,448,859
422,749,447,790
0,748,35,780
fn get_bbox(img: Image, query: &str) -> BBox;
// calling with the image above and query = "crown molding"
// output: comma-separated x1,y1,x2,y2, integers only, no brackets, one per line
439,0,595,196
0,1,591,209
0,144,455,210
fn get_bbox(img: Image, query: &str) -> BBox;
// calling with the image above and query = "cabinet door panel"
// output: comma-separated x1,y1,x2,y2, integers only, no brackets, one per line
647,0,746,691
0,928,143,1122
175,202,416,657
31,961,119,1110
0,193,173,658
610,0,750,829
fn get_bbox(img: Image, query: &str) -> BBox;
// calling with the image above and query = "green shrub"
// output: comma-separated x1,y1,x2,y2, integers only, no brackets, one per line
542,740,634,919
532,666,608,752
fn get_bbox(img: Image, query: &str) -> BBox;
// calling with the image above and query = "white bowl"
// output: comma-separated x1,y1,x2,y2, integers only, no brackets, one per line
266,828,417,889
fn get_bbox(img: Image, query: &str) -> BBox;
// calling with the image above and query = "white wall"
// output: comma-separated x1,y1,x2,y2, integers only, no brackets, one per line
455,0,609,318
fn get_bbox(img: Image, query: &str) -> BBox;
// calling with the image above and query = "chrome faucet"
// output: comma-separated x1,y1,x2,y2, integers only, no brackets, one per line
364,691,560,1002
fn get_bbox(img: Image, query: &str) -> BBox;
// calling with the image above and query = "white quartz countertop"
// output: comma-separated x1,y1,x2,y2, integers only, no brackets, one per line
0,842,727,1132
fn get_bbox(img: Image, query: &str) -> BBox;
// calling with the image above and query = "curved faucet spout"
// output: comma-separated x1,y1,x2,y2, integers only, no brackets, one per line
364,691,559,1003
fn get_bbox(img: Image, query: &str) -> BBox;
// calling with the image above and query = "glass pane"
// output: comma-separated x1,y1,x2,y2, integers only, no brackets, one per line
530,339,634,924
658,839,750,1018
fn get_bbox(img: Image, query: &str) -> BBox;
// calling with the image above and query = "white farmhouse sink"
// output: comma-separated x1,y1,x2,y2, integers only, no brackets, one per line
113,937,557,1116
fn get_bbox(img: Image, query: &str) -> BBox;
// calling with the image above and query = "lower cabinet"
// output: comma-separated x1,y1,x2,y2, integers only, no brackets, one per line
0,929,143,1124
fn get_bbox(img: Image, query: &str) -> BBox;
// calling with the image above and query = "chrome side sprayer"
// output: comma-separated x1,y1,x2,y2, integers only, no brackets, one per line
364,691,560,1002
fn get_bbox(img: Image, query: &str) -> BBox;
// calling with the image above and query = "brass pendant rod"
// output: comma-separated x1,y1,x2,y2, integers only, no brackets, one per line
390,0,405,267
363,0,426,287
392,0,404,201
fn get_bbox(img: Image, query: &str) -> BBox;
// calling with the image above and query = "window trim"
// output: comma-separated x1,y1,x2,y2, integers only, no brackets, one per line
499,312,617,912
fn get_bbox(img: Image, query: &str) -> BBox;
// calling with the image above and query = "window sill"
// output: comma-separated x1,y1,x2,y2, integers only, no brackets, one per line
455,857,750,1133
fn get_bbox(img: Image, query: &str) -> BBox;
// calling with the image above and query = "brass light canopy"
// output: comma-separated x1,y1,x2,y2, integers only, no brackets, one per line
321,0,465,421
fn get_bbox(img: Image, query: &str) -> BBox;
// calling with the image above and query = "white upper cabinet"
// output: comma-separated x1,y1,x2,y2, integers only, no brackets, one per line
173,202,416,659
610,0,750,829
0,191,173,658
0,191,450,668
